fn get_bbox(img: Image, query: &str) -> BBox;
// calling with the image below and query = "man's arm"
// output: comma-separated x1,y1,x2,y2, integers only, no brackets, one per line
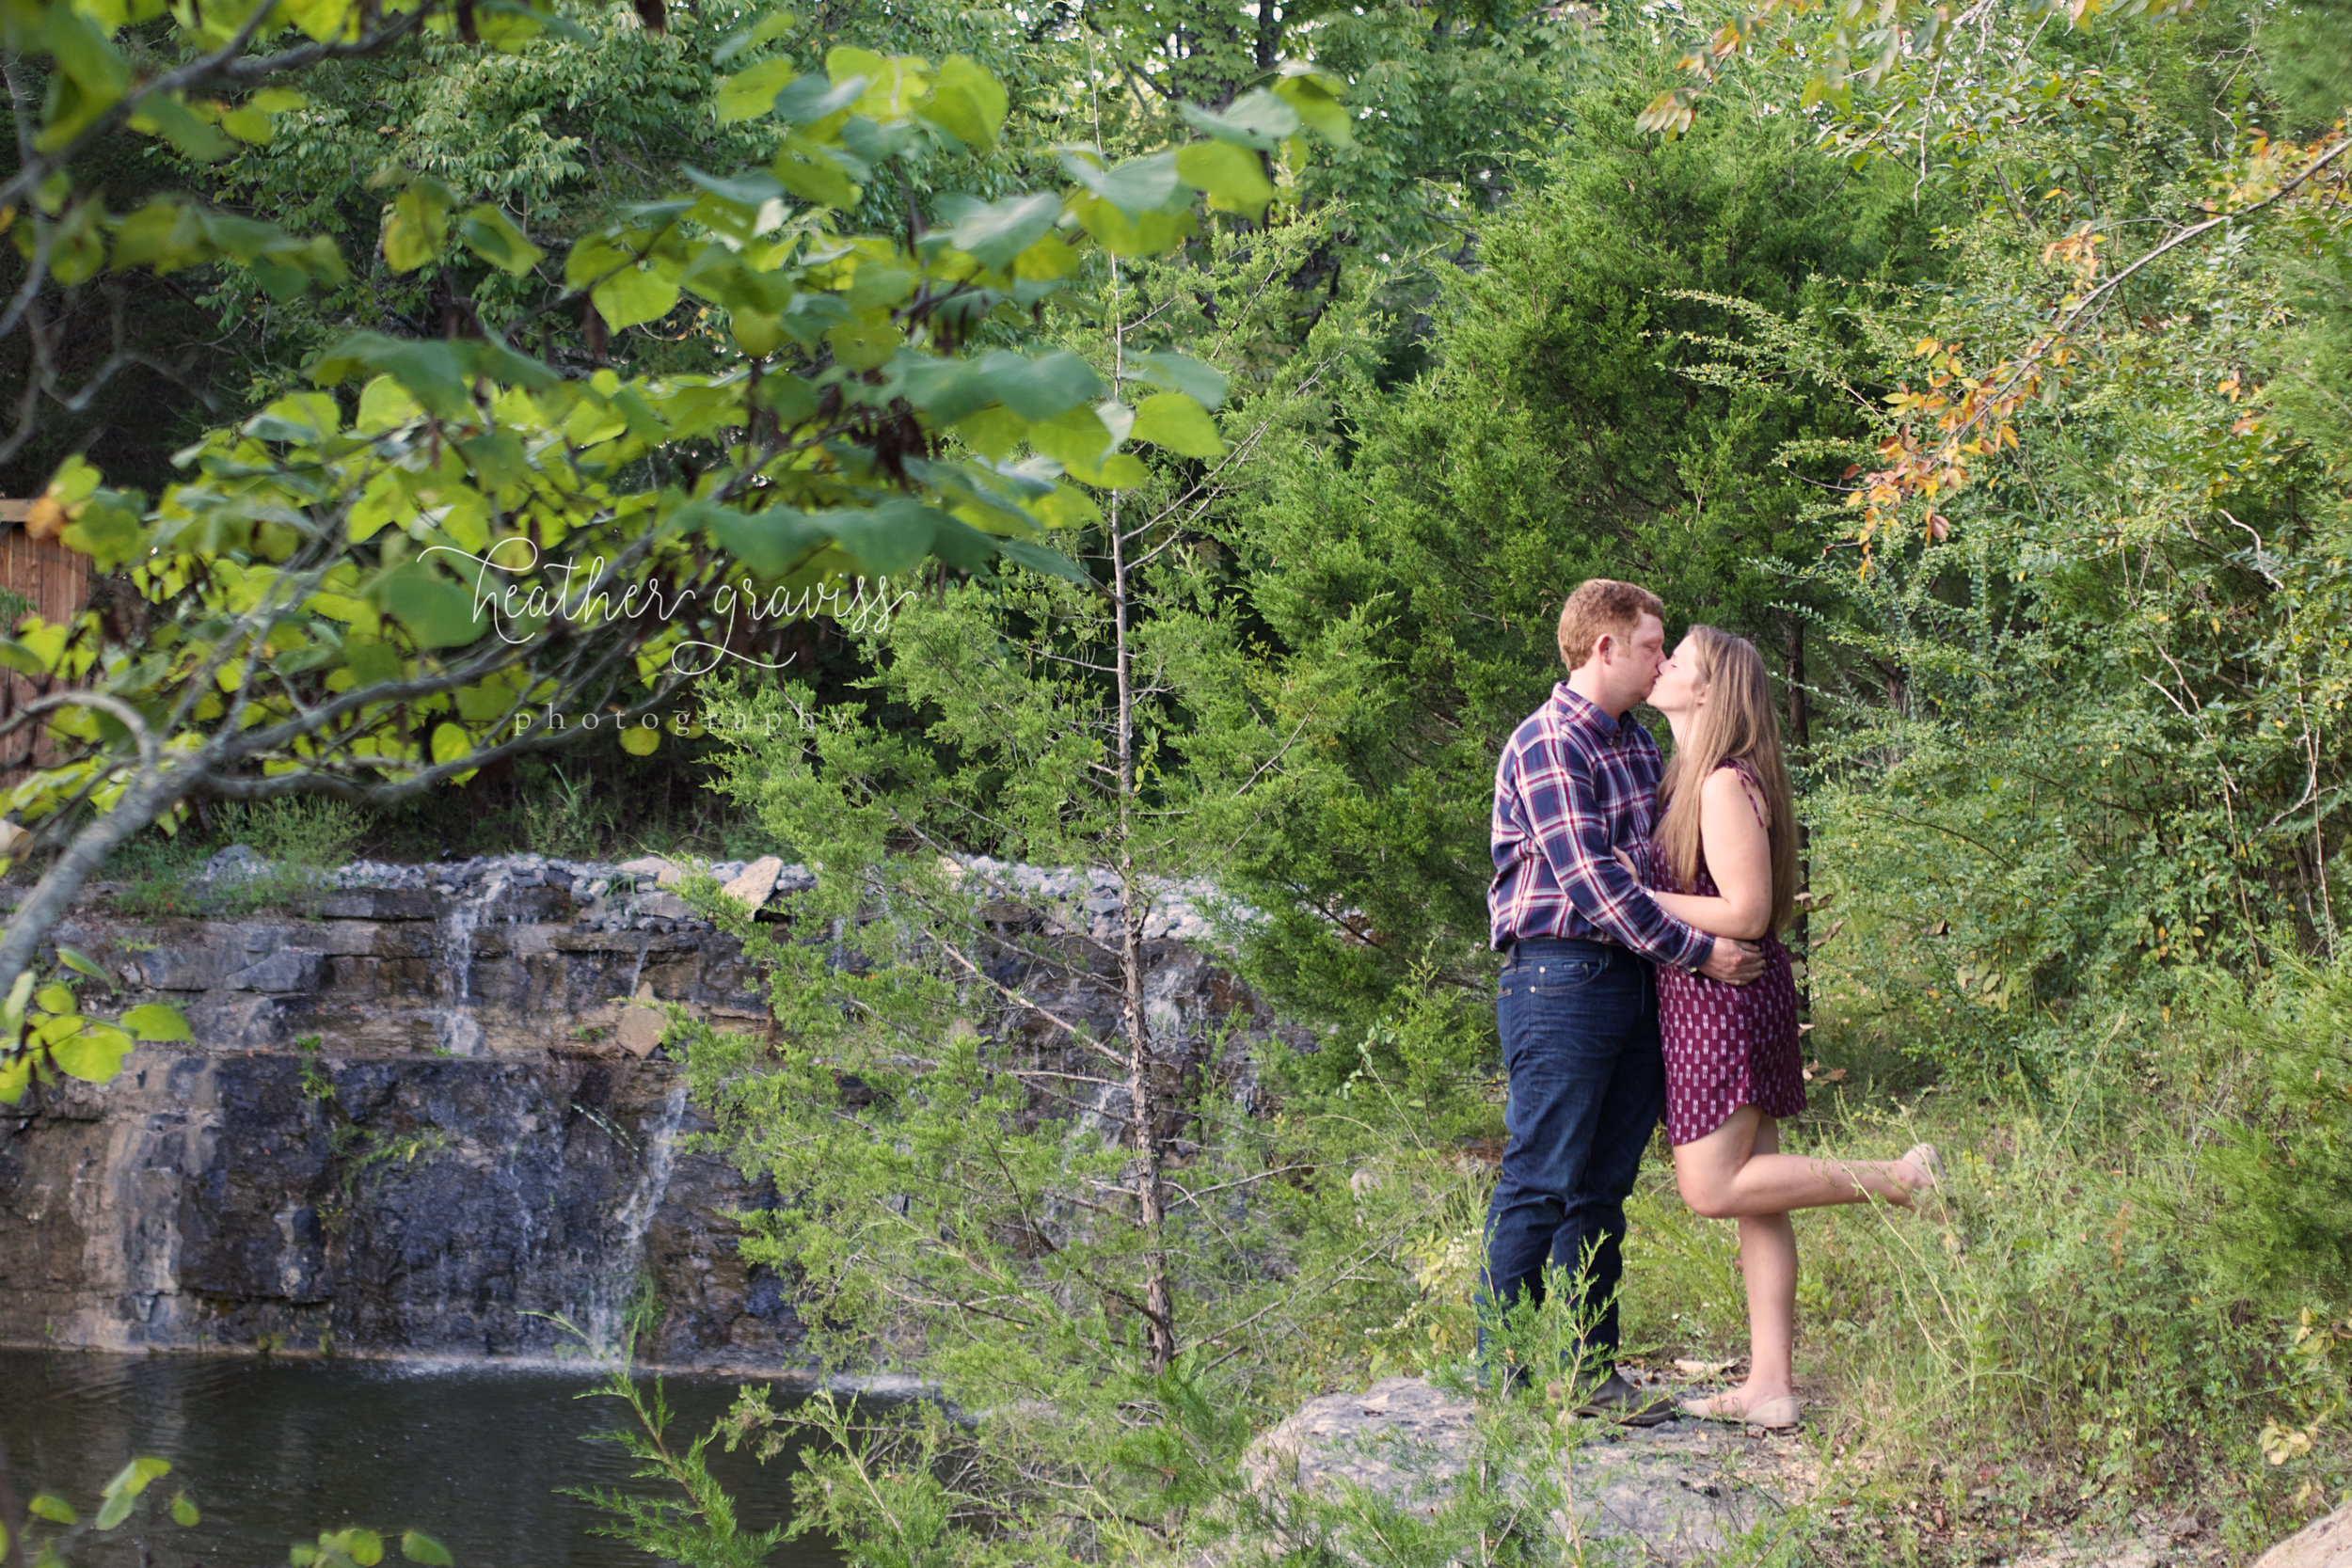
1520,730,1717,971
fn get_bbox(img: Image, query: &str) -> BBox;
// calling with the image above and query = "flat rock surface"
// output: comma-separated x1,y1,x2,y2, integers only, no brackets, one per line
2252,1506,2352,1568
1248,1375,1818,1562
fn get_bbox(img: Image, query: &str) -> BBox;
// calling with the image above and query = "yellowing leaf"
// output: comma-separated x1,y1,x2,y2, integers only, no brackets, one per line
400,1532,454,1566
716,57,797,123
1271,66,1351,146
825,319,900,370
1175,139,1274,220
592,264,680,332
1129,391,1225,458
382,182,452,273
121,1004,192,1041
621,721,660,755
52,1022,135,1083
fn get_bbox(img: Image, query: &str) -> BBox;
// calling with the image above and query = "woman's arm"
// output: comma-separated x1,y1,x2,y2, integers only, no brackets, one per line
1636,770,1776,941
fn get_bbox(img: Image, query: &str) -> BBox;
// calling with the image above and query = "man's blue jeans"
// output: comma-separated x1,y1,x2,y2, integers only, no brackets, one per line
1478,936,1664,1373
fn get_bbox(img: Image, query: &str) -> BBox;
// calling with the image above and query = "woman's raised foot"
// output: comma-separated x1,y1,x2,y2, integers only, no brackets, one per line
1897,1142,1945,1201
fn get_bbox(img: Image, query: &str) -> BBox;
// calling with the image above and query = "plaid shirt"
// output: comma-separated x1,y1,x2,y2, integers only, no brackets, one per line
1487,683,1714,970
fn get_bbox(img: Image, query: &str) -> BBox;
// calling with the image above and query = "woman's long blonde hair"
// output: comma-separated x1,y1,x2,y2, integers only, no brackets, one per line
1655,626,1798,934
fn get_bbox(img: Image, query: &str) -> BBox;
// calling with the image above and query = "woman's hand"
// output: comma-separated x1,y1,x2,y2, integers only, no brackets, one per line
1612,847,1643,882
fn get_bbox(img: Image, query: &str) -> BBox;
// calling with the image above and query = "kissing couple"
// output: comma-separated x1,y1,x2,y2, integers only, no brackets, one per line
1479,578,1942,1429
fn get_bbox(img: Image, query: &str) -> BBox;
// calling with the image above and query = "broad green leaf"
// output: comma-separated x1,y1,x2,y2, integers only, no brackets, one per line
713,6,794,63
1030,484,1102,529
51,1023,135,1083
772,136,861,207
56,944,107,979
382,182,453,273
356,375,424,433
1013,233,1079,281
220,106,274,143
279,0,361,42
4,971,36,1036
1129,392,1226,458
109,1457,170,1495
825,320,900,370
432,722,471,765
947,192,1059,272
1064,451,1150,489
341,1528,386,1566
376,564,487,650
1179,89,1299,150
171,1491,200,1527
710,508,826,578
97,1490,135,1529
828,46,925,118
620,722,660,756
1272,67,1353,146
122,1003,193,1041
1174,140,1275,221
1127,349,1227,409
592,265,680,332
35,984,73,1014
1026,404,1116,473
129,90,236,161
29,1494,75,1525
716,57,797,123
772,72,863,124
822,499,949,576
1063,149,1181,217
400,1532,454,1566
954,405,1025,460
455,206,545,275
1,1054,33,1106
919,55,1005,147
1067,191,1195,257
978,349,1103,421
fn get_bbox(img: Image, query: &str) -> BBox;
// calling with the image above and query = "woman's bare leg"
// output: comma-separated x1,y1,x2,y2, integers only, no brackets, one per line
1735,1116,1797,1403
1672,1104,1932,1221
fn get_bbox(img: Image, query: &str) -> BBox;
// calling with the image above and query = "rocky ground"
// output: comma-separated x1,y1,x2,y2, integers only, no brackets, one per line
1247,1372,1818,1564
1243,1373,2328,1568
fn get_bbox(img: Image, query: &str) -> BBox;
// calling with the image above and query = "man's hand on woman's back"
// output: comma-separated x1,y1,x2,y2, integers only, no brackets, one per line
1699,939,1766,985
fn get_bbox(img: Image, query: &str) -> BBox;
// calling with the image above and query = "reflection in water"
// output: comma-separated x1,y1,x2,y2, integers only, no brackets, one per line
0,1350,838,1567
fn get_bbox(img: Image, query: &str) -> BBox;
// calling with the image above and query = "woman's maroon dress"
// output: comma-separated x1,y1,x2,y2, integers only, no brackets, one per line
1652,760,1805,1147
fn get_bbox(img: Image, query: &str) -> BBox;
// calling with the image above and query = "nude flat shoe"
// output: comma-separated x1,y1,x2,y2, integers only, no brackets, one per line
1677,1390,1803,1430
1902,1142,1947,1195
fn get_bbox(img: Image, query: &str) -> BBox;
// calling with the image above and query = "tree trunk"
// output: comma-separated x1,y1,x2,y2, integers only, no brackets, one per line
1105,269,1176,1376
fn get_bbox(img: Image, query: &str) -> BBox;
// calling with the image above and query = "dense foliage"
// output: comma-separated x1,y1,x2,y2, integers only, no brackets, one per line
4,0,2351,1557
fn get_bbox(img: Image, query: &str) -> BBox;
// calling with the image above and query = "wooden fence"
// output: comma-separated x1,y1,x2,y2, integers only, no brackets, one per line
0,499,95,786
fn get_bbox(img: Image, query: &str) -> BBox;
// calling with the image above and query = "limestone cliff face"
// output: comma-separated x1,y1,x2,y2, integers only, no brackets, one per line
0,861,798,1366
0,853,1295,1370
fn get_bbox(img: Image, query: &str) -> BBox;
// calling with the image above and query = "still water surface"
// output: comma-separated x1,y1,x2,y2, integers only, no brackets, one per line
0,1350,839,1567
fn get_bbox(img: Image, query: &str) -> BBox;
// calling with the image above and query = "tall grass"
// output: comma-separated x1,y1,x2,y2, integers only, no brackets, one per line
1612,1002,2352,1560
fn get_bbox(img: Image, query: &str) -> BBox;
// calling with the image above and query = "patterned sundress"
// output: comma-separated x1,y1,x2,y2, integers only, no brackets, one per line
1652,760,1805,1147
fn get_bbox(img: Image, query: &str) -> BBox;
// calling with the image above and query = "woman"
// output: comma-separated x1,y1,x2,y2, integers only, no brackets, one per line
1623,626,1941,1431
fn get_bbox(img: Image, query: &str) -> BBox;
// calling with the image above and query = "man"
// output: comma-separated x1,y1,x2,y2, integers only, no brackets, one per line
1482,578,1764,1423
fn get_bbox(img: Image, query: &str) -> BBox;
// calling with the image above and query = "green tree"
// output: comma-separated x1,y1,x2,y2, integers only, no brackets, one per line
1202,66,1941,1027
0,46,1347,1097
626,213,1423,1563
